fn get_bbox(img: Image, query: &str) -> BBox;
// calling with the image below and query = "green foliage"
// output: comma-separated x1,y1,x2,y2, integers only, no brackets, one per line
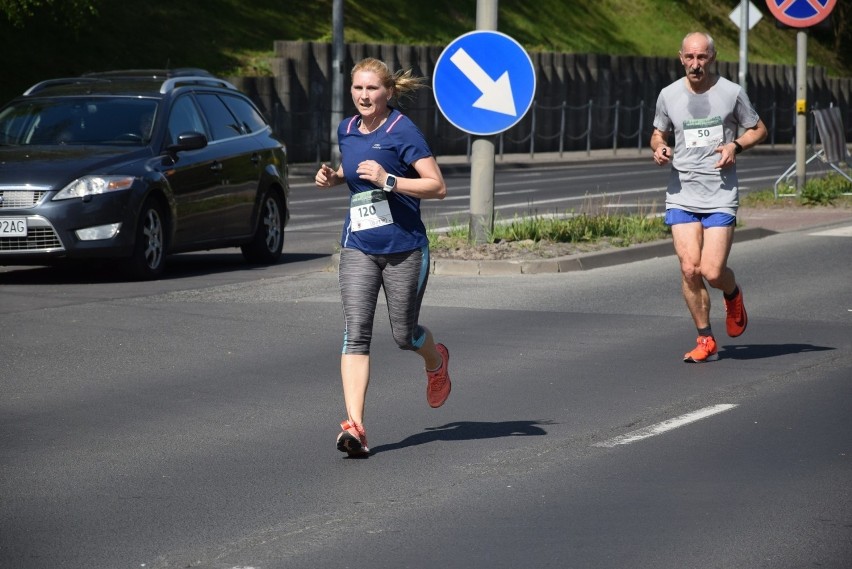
800,173,852,206
0,0,98,29
741,173,852,207
494,212,669,247
739,189,783,207
0,0,849,106
429,212,670,250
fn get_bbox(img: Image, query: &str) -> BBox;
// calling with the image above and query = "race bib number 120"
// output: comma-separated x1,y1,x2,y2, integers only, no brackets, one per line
683,116,723,148
350,190,394,232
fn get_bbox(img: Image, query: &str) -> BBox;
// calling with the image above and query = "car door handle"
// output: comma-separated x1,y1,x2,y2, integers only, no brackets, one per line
210,161,223,172
250,153,260,165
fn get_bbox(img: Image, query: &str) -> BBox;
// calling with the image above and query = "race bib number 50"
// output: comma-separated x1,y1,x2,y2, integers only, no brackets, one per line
350,190,394,232
683,116,723,148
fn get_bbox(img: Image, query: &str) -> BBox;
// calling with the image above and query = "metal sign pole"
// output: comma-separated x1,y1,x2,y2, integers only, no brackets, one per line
738,0,748,91
469,0,498,245
795,30,807,192
765,0,837,193
330,0,344,167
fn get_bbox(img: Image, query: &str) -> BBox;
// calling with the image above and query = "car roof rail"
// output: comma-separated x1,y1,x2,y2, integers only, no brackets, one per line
22,70,237,97
82,68,216,79
23,77,109,96
159,76,237,94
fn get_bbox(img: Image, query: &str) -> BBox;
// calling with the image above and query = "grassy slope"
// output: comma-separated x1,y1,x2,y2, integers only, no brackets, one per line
0,0,847,104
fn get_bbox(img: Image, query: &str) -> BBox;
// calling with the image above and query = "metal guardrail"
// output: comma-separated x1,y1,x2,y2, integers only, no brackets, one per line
272,98,851,166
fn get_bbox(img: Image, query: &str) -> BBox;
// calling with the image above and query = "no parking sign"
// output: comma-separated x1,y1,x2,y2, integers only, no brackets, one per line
765,0,836,28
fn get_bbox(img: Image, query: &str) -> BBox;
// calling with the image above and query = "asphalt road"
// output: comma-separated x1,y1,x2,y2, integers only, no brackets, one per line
1,185,850,568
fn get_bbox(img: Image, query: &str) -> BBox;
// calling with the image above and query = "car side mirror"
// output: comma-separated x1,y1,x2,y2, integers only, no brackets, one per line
166,131,208,154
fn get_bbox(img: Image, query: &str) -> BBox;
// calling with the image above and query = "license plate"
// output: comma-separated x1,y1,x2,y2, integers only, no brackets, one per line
0,217,27,237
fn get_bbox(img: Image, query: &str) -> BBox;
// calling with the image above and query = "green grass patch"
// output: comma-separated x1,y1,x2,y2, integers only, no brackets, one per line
428,211,670,251
742,173,852,207
800,173,852,206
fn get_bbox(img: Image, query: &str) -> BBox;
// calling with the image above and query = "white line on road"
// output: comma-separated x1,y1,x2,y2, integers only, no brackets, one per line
593,404,738,448
809,225,852,237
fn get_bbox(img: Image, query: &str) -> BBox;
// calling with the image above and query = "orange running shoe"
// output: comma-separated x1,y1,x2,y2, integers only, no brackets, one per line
426,343,451,408
336,419,369,457
724,287,748,338
683,336,718,363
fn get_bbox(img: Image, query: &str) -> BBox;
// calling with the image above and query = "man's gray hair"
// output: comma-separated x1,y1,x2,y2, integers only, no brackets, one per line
681,32,716,56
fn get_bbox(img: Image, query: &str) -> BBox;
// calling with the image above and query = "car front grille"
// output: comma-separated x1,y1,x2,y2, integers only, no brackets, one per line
0,227,62,251
0,187,50,209
0,217,64,252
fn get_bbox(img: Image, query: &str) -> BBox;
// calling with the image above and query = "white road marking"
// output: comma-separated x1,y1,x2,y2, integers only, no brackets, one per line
809,225,852,237
593,404,738,448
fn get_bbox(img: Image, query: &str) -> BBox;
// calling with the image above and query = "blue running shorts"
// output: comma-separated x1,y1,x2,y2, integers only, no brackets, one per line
665,209,736,228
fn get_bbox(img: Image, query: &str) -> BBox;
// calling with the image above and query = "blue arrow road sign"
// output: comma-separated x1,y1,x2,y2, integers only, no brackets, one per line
433,30,536,136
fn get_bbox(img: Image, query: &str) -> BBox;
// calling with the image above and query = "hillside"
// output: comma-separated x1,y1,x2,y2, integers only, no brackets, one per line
1,0,849,104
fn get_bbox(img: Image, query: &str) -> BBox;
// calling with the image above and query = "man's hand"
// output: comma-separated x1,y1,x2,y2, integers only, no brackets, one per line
653,145,671,166
713,142,737,169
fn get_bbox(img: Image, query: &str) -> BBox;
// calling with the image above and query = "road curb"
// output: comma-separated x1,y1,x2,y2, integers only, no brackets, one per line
324,227,777,276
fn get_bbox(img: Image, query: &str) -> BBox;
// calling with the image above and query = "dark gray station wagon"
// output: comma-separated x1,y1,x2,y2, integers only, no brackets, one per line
0,69,289,279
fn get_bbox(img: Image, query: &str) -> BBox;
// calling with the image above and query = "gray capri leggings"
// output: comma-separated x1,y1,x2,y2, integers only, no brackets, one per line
338,245,430,355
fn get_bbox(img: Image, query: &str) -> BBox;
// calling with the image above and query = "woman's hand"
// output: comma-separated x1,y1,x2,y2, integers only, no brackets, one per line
315,163,342,188
356,160,387,187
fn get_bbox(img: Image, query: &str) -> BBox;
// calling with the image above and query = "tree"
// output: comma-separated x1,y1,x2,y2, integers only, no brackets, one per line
0,0,99,30
829,2,851,69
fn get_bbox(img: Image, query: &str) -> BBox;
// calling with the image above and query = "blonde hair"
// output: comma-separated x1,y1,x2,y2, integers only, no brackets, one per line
351,57,427,104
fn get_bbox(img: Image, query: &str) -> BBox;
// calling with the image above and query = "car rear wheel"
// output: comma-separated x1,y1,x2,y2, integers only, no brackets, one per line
124,197,166,280
241,190,285,264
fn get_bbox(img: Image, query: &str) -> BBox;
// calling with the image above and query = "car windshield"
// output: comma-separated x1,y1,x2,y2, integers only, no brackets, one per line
0,97,159,146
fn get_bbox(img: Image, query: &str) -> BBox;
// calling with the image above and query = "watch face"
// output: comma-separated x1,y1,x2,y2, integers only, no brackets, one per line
387,175,396,188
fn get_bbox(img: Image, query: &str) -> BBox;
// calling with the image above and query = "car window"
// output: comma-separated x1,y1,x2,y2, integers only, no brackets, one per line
195,93,242,141
0,98,158,146
0,103,38,145
167,95,206,145
220,94,268,134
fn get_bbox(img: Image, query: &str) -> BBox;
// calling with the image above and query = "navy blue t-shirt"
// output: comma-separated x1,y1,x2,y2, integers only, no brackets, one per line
338,108,432,255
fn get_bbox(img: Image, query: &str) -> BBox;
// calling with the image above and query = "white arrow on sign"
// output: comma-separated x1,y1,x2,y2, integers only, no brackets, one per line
449,48,517,116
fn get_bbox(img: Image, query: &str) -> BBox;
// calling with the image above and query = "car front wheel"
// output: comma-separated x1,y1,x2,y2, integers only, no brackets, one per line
124,197,166,280
241,190,285,264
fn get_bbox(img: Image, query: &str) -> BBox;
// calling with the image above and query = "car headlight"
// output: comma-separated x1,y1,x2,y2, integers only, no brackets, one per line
53,175,136,200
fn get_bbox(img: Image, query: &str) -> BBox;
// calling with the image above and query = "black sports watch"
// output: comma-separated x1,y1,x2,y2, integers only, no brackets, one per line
733,140,743,154
383,174,397,192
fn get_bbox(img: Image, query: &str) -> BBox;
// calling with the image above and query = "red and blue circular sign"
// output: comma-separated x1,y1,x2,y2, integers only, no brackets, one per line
766,0,836,28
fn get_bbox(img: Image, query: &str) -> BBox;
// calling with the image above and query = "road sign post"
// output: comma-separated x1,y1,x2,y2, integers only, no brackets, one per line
729,1,762,91
472,1,497,246
765,0,837,192
433,8,535,244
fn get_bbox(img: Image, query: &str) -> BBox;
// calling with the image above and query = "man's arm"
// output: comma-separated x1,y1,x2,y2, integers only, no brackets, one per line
650,128,672,165
733,118,768,152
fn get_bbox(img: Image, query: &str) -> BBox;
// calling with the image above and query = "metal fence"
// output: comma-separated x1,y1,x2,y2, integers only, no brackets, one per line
267,97,850,165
